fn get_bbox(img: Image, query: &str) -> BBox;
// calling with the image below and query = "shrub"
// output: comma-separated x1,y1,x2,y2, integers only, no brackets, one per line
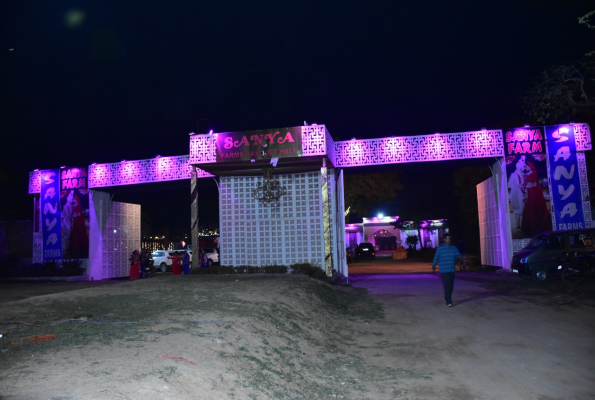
189,262,315,278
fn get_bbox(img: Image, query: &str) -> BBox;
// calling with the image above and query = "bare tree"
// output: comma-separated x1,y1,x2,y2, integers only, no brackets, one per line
522,60,595,124
578,10,595,57
344,172,403,218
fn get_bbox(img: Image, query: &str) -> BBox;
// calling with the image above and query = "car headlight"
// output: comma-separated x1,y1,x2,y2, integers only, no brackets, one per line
520,258,528,264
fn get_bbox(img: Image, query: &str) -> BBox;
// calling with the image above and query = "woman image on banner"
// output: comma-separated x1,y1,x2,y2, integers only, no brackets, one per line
507,155,527,234
61,189,89,259
521,157,552,237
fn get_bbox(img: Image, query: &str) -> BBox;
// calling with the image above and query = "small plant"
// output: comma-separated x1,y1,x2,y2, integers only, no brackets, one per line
405,235,419,250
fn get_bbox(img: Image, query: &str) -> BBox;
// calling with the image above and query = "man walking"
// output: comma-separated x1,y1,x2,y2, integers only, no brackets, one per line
432,233,461,307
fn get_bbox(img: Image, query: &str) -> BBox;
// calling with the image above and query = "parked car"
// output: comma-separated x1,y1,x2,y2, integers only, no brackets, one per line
151,250,171,272
355,243,375,260
199,248,219,264
511,229,595,282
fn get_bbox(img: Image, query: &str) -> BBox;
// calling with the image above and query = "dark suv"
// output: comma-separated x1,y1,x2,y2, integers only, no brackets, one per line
511,229,595,282
355,243,376,260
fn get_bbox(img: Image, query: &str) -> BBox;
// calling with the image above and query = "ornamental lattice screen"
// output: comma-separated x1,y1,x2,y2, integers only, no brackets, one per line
99,201,140,278
219,172,325,267
477,178,503,267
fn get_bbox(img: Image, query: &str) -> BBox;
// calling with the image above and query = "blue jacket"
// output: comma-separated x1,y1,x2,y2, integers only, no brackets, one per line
432,244,461,273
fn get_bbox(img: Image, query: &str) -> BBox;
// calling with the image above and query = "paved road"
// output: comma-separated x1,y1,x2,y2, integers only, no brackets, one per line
349,271,595,399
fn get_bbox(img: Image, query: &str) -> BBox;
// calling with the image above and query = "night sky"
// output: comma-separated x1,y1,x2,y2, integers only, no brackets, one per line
1,1,593,238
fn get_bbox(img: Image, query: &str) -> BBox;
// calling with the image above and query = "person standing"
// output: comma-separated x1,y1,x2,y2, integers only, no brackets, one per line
139,249,149,279
129,249,140,280
168,251,182,275
182,250,190,275
432,233,461,307
199,250,210,268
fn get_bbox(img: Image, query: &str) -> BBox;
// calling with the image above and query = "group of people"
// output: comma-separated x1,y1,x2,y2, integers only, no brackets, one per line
168,250,212,274
508,154,552,238
128,248,152,280
129,249,212,279
168,250,190,275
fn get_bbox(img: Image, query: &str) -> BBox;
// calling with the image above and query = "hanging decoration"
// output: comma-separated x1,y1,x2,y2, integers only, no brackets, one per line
252,167,285,204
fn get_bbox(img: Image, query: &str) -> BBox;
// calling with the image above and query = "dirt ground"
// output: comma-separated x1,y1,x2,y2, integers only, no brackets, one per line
1,264,594,399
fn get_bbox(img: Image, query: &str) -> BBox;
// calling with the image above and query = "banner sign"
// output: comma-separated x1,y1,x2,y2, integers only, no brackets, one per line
41,169,62,260
546,125,585,231
216,127,302,162
60,167,90,259
504,127,545,156
505,127,552,239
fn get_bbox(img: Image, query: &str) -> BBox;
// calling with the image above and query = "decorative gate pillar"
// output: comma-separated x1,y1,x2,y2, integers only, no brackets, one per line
190,167,199,270
321,158,333,276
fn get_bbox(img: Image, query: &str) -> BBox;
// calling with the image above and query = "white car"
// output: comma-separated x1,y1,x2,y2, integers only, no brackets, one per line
188,248,219,265
202,248,219,264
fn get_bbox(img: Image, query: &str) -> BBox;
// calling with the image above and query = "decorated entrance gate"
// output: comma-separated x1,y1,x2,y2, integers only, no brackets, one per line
28,122,591,279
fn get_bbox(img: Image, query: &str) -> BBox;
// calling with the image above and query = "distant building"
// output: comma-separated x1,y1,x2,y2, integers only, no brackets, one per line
345,216,448,250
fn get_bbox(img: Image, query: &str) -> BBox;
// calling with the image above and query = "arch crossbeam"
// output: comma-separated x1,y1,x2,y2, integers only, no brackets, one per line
28,155,213,193
333,130,504,167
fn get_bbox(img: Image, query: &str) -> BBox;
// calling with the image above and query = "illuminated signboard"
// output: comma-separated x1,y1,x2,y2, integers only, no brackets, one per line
504,127,545,156
546,125,585,231
216,127,302,162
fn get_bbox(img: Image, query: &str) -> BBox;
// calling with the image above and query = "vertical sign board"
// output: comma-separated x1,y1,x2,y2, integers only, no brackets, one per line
40,169,62,260
546,125,585,231
60,167,90,259
504,127,552,239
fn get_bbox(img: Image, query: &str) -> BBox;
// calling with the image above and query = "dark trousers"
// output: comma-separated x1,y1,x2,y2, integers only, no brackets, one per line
440,272,455,304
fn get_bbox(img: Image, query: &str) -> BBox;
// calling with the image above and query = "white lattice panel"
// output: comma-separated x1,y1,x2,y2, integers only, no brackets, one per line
219,172,324,267
334,130,504,167
574,123,592,151
102,202,141,278
28,170,41,194
477,178,503,266
302,125,327,156
512,239,532,253
189,135,217,164
577,152,592,228
32,232,42,264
